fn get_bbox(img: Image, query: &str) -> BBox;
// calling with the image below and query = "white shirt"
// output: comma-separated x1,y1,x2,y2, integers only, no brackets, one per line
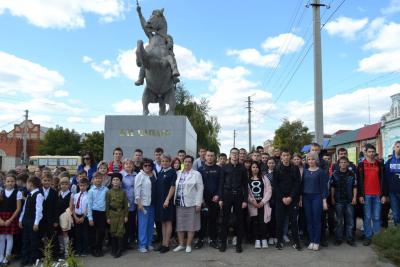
4,188,23,200
60,190,70,199
73,191,88,216
19,188,44,226
43,187,50,200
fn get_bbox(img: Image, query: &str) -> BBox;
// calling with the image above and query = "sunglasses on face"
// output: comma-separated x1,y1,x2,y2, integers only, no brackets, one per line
143,164,152,168
83,157,90,160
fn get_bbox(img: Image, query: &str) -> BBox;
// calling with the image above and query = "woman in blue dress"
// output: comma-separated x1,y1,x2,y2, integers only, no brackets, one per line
155,155,177,253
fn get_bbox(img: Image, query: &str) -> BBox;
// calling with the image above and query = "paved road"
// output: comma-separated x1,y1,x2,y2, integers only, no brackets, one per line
78,242,395,267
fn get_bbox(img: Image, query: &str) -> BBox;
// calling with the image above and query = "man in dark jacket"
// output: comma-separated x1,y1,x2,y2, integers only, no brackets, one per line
273,149,302,251
196,150,222,249
219,148,248,253
384,141,400,226
358,144,388,246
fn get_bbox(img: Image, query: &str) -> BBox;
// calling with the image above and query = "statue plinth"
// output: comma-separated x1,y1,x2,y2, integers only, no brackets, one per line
104,115,197,160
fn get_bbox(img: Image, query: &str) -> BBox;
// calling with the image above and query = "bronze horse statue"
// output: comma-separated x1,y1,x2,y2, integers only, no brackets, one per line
135,4,180,116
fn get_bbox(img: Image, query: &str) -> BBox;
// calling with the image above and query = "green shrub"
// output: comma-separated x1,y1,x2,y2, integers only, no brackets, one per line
372,226,400,266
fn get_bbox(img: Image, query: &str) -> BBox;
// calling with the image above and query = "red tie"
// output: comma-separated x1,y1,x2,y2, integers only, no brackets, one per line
76,192,82,209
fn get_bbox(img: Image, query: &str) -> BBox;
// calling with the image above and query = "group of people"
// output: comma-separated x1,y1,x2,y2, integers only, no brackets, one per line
0,141,399,266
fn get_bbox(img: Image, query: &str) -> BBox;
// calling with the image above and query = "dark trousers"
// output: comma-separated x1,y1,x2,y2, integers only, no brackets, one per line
335,202,354,241
220,192,244,246
74,216,89,254
41,224,59,259
21,219,40,264
381,202,390,228
251,207,267,240
124,210,137,246
90,210,106,252
268,206,276,238
198,195,219,241
276,200,299,244
303,194,322,244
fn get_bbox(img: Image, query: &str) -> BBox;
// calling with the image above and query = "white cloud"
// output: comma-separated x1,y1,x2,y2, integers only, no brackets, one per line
205,66,276,152
381,0,400,14
0,51,65,97
227,49,279,67
67,117,85,123
174,45,213,80
358,22,400,73
227,33,304,68
261,33,305,54
325,17,369,39
0,0,127,29
364,22,400,51
282,84,400,134
112,99,143,114
85,44,212,81
358,51,400,73
54,90,69,97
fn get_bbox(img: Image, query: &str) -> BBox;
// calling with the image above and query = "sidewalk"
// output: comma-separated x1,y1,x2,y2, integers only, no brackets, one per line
79,243,395,267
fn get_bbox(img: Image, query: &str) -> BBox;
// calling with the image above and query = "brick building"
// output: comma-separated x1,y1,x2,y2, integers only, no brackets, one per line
0,120,47,171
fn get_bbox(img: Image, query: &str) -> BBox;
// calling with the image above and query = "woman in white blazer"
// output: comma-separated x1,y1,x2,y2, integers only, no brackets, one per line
173,155,204,253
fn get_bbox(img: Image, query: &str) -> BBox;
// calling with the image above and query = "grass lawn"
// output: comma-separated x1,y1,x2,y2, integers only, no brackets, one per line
372,226,400,266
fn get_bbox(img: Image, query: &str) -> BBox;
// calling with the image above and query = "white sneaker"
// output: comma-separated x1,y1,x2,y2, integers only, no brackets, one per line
313,244,320,251
173,245,185,252
139,247,148,253
232,236,237,246
185,246,192,253
268,238,274,245
262,239,268,248
308,243,314,250
283,235,290,243
255,240,261,249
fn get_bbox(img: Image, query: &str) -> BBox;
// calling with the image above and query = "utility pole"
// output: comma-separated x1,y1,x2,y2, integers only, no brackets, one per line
233,129,237,148
246,96,253,152
22,110,28,166
310,0,325,146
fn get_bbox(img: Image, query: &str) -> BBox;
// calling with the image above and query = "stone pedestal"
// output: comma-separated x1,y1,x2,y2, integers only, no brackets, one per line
104,115,197,160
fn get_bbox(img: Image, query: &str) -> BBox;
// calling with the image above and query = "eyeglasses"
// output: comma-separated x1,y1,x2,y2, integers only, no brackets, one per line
143,164,152,168
83,157,90,160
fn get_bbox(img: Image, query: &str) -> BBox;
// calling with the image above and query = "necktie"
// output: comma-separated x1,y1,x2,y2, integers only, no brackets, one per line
76,192,82,209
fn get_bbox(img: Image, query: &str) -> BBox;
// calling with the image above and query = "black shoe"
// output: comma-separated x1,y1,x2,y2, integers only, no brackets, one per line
92,250,99,257
363,239,371,246
209,240,219,249
159,246,170,254
110,237,117,256
276,243,284,250
153,244,162,252
194,240,203,249
334,240,342,246
235,245,243,253
219,244,226,252
293,243,302,251
347,239,356,247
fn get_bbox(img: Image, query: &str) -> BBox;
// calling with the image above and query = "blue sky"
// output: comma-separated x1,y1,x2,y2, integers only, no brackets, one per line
0,0,399,153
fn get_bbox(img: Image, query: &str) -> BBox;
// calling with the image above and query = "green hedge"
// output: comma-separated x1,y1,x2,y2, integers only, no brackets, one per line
372,226,400,266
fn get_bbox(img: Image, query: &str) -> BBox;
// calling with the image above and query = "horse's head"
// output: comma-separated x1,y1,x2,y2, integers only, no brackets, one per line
146,8,168,34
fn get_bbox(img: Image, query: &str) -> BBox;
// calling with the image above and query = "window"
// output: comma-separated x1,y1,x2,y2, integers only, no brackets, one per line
29,159,38,165
48,159,57,166
38,159,48,166
68,159,78,166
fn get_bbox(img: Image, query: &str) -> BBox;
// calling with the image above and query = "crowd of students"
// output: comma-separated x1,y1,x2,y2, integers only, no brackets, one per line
0,141,399,266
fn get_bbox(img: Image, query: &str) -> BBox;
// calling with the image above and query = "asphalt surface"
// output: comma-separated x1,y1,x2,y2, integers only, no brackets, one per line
77,241,395,267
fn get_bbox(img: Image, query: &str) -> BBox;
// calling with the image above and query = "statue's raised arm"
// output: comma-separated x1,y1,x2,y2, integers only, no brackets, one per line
136,4,152,39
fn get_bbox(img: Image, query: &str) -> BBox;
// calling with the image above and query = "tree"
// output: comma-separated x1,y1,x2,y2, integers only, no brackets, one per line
175,84,221,154
38,127,81,155
273,119,312,153
80,131,104,162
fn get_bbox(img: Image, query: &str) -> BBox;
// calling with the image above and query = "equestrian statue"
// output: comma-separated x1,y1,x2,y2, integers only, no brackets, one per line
135,2,180,116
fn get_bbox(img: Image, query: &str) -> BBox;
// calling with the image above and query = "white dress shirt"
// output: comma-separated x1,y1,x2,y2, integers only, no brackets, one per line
19,188,44,226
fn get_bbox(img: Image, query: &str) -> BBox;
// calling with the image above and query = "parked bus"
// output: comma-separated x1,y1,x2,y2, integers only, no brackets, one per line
28,155,81,174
